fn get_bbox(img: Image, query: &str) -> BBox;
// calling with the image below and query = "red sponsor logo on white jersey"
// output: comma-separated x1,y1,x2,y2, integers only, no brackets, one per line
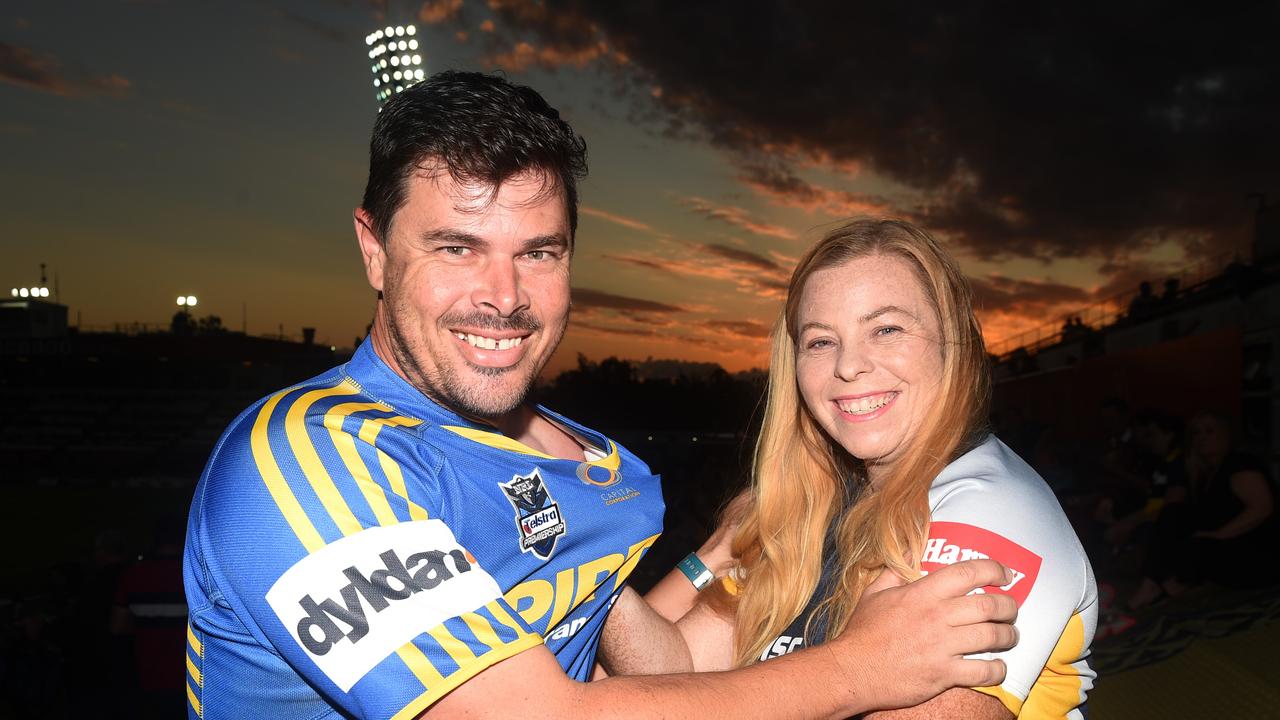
921,522,1042,607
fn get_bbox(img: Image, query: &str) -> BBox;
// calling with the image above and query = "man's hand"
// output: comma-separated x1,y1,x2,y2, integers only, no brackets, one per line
826,559,1018,712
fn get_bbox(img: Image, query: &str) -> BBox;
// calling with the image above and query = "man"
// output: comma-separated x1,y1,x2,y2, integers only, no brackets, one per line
183,71,1016,719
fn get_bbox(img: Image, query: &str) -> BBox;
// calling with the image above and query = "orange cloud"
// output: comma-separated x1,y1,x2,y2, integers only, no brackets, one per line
579,205,655,233
680,196,797,241
418,0,463,24
605,242,790,300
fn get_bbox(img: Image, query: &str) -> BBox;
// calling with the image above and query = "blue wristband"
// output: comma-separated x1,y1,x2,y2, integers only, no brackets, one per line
677,553,715,591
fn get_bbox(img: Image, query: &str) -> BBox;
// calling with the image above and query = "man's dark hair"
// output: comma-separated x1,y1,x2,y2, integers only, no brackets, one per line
360,70,588,245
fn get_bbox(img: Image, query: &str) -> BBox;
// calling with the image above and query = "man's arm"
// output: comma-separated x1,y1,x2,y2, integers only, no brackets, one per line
431,559,1017,719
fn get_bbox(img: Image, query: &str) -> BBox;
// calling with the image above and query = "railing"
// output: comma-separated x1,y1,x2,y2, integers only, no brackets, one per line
987,251,1238,359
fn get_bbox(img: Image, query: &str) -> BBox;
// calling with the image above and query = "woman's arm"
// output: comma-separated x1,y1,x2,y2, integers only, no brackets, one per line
1196,469,1274,539
644,493,748,621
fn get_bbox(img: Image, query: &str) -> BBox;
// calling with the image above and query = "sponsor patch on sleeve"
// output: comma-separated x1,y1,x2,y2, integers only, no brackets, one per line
920,521,1043,607
265,519,502,692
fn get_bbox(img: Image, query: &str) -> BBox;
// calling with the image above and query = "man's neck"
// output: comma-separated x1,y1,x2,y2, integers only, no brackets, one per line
368,320,586,462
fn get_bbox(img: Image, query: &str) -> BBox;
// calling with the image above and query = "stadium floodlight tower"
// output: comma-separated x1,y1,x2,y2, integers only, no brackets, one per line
365,24,424,109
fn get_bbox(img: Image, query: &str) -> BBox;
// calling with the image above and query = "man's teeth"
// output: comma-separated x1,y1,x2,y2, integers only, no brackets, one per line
454,332,524,351
837,393,897,415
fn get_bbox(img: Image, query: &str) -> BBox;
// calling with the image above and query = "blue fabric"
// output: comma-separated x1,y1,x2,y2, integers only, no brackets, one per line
184,340,665,719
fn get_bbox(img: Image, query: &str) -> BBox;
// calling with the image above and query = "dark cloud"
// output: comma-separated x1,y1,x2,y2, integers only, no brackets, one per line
480,2,1280,262
571,287,684,313
703,319,772,339
702,243,781,271
0,42,129,98
276,8,347,43
603,242,790,299
680,196,797,240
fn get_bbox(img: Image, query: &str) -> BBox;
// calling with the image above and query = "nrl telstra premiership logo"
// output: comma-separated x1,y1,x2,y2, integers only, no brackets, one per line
499,468,566,560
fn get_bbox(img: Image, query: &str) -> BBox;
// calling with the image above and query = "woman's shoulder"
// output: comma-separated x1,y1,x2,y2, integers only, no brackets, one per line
930,434,1050,499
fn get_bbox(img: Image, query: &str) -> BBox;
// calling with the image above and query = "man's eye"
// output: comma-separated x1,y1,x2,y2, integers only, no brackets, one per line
442,246,470,256
526,250,547,261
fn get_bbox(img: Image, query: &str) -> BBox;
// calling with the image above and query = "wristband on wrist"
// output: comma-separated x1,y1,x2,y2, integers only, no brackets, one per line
677,552,715,591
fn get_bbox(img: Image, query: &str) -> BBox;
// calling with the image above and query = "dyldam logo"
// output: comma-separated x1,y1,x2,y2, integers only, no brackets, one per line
297,547,475,656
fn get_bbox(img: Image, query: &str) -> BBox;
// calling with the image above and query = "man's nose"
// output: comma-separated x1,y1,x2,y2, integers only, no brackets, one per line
472,256,529,317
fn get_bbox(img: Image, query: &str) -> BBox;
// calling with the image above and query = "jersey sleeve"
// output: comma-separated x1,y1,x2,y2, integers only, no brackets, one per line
923,480,1094,716
191,385,542,719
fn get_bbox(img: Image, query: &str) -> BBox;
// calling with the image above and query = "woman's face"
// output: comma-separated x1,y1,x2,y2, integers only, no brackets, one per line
1189,415,1230,460
794,254,944,483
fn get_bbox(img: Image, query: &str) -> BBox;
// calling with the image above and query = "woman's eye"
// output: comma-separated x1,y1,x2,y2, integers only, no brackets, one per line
874,326,902,337
806,338,834,350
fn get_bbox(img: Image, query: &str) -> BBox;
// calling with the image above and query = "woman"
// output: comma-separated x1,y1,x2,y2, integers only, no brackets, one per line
638,219,1097,718
1128,412,1277,608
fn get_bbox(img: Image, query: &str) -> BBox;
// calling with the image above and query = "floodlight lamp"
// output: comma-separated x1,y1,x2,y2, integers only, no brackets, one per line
414,69,424,80
29,287,38,296
401,55,410,65
382,72,389,81
177,296,186,306
395,26,404,36
39,288,49,297
406,25,416,35
374,79,380,87
365,35,374,46
395,85,403,92
409,39,418,50
412,54,421,65
385,26,393,36
375,30,383,40
187,296,198,307
380,59,388,68
390,55,399,66
19,288,28,297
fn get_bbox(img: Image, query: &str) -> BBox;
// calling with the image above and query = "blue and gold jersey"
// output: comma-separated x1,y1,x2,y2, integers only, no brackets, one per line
183,341,665,719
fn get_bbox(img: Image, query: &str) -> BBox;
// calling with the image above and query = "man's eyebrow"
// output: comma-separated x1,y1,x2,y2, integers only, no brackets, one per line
420,229,487,248
860,305,918,323
521,234,570,252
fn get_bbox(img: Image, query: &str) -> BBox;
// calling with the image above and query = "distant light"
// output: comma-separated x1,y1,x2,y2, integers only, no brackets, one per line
29,287,39,297
406,25,415,35
692,436,698,442
390,55,399,66
187,295,198,307
373,79,380,87
18,288,28,298
9,288,16,297
382,72,389,81
177,296,187,306
395,25,404,36
375,30,383,40
39,288,49,297
401,55,410,65
646,435,653,441
408,39,418,50
329,345,337,352
414,68,424,80
384,25,393,36
380,59,388,68
365,34,373,46
411,54,421,65
395,85,403,92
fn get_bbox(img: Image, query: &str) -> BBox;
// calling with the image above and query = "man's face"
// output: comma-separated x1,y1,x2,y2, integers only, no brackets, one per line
356,168,572,418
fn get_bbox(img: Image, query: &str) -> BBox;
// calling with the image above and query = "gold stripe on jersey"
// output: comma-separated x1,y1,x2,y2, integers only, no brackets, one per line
389,633,544,720
1021,611,1090,719
186,652,203,686
187,622,203,657
485,600,530,638
441,425,558,459
396,643,446,687
252,389,326,552
285,381,365,538
427,624,479,666
459,612,504,653
187,681,203,717
324,400,401,527
358,416,429,521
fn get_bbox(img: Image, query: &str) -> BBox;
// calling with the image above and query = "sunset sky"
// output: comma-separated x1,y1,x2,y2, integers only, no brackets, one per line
3,1,1277,373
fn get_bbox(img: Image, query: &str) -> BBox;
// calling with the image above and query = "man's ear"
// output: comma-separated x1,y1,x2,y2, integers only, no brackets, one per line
354,207,385,292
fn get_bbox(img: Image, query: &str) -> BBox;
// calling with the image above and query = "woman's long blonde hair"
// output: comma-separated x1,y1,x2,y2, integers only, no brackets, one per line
721,218,991,667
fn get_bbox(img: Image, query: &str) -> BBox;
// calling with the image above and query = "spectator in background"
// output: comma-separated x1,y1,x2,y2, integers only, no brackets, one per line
1128,281,1159,320
1129,413,1278,608
112,514,187,719
1103,411,1187,550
